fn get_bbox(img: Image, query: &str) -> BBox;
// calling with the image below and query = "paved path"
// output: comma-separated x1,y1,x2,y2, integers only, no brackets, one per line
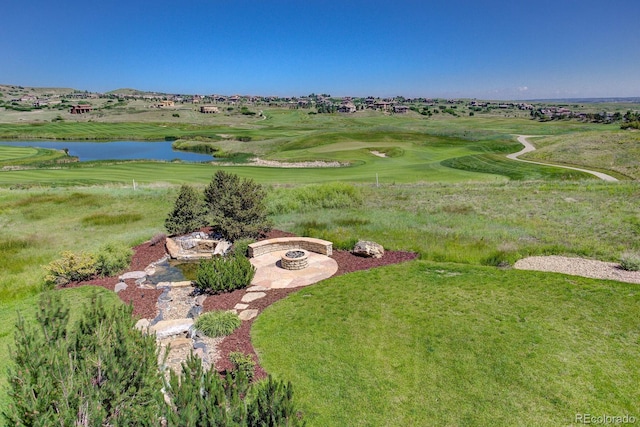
507,135,618,182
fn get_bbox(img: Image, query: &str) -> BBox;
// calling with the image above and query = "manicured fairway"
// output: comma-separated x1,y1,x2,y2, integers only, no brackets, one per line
252,261,640,426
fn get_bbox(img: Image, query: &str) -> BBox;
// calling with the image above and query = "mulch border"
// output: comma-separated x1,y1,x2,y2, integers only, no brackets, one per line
69,231,417,379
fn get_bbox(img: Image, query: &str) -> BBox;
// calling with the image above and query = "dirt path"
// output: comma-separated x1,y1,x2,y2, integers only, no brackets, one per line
507,135,618,182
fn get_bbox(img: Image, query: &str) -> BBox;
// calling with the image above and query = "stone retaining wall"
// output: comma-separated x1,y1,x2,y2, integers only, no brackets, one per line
248,237,333,257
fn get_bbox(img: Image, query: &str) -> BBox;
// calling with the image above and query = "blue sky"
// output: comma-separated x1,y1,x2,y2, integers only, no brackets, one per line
2,0,639,99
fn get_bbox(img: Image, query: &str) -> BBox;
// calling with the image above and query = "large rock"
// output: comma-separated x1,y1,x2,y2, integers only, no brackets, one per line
149,318,194,339
196,240,217,251
165,238,181,259
214,240,232,256
352,240,385,259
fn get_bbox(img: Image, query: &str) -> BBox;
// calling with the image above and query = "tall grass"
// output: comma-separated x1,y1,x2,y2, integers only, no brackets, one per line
266,182,363,214
270,180,640,264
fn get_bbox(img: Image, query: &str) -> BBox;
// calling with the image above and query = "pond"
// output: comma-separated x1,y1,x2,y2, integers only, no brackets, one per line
0,140,216,162
148,260,199,285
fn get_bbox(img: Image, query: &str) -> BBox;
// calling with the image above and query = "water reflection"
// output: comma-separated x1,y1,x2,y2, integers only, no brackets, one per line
0,140,216,162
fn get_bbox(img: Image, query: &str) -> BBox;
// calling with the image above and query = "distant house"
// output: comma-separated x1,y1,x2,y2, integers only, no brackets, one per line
70,104,92,114
159,100,175,108
393,105,410,114
200,105,219,114
373,101,393,111
338,102,356,113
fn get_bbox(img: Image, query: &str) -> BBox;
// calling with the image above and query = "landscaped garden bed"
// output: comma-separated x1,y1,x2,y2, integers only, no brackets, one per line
72,229,417,378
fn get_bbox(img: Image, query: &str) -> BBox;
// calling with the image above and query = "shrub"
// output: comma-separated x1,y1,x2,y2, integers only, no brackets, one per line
194,255,256,294
194,310,241,337
44,251,97,286
95,242,133,277
164,353,304,426
228,351,256,381
204,171,270,240
165,184,208,235
619,251,640,271
5,292,164,425
231,237,256,257
246,376,304,426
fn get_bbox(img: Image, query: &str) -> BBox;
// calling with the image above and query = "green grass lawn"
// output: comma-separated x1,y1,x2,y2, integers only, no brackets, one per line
252,261,640,426
0,110,628,187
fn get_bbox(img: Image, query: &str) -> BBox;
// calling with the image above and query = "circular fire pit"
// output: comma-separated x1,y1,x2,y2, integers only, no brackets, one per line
281,249,309,270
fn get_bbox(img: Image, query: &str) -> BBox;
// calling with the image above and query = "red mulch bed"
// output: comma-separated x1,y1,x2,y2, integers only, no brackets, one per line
68,232,417,379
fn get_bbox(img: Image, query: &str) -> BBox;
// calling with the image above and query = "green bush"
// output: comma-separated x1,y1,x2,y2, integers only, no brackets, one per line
5,292,164,425
165,184,208,235
194,255,256,294
44,251,97,286
164,353,304,426
619,251,640,271
231,237,256,257
194,310,241,337
246,376,304,427
228,351,256,381
95,242,133,277
204,171,270,240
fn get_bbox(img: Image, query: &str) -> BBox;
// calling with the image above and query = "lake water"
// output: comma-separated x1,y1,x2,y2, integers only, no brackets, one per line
0,140,216,162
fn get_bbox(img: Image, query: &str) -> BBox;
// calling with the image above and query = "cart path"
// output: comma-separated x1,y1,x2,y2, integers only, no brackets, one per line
507,135,618,182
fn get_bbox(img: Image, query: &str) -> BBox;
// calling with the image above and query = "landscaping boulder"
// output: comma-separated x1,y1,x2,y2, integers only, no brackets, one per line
352,240,385,259
196,239,217,252
213,240,232,256
165,238,181,259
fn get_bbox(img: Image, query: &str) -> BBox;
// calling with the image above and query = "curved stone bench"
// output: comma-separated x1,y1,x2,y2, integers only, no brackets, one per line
248,237,333,258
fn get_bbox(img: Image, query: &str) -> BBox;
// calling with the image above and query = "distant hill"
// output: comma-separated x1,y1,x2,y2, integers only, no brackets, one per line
106,88,157,96
0,84,76,97
528,97,640,104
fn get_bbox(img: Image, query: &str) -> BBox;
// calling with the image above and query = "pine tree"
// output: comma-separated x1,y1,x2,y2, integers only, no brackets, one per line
204,171,271,241
3,292,164,426
165,184,208,235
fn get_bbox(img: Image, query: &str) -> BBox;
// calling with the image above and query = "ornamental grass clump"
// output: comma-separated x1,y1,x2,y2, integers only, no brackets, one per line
619,251,640,271
194,255,256,294
194,310,241,337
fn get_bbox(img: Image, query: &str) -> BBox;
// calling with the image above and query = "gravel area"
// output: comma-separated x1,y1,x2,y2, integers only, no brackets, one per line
514,255,640,284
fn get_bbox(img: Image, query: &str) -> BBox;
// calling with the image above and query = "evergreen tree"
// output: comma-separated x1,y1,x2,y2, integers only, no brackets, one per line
165,184,208,235
5,293,304,426
3,292,164,426
204,171,270,241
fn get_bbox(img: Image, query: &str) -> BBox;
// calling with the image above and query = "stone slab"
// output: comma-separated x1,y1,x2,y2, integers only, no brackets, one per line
150,318,194,339
238,309,259,321
234,303,249,310
167,281,193,288
246,285,270,292
168,337,193,350
120,271,147,280
114,282,128,293
241,292,266,303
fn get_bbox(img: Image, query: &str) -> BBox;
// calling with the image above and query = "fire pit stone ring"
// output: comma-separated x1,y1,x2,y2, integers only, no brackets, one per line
281,249,309,270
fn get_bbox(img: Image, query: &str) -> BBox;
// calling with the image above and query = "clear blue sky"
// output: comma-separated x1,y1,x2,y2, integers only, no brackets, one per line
2,0,639,99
